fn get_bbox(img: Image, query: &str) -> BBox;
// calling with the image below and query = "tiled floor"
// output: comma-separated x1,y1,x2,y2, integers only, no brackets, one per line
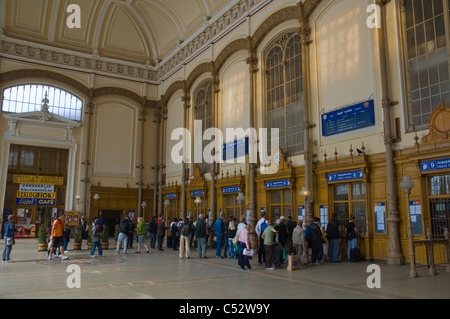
1,238,449,299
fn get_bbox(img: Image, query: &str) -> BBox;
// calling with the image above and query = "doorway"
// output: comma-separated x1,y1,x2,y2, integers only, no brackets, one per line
100,210,123,237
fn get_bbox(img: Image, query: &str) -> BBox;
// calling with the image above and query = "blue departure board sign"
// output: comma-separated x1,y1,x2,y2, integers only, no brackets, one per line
322,100,375,137
420,158,450,172
222,137,249,162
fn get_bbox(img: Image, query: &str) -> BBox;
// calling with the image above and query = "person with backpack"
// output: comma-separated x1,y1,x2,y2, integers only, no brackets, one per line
116,216,130,254
255,212,268,265
326,214,341,262
147,217,157,249
179,218,191,259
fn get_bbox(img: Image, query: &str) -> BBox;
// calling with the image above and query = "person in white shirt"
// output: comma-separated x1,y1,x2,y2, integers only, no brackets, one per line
255,212,268,265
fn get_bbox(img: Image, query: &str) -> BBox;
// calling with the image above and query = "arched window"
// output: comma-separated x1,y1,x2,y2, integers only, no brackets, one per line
264,31,304,156
2,85,83,121
193,79,213,173
402,0,450,129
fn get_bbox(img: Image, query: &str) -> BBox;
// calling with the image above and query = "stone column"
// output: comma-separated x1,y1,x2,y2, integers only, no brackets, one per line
181,92,190,220
376,0,404,265
298,4,315,225
211,71,219,220
137,104,146,218
81,97,94,219
246,44,258,250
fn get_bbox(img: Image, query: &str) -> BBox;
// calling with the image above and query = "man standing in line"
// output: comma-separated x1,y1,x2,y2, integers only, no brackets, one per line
48,212,69,260
214,214,225,258
147,216,157,249
255,212,268,265
157,215,166,251
196,214,207,258
326,214,341,262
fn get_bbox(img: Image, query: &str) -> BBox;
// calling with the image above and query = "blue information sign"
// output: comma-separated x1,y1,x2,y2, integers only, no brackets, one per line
327,170,363,182
222,186,240,193
420,158,450,172
190,190,204,196
165,193,176,199
223,137,249,161
322,100,375,137
265,179,290,189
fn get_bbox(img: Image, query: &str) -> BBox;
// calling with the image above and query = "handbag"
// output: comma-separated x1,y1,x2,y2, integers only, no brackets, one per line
243,248,253,257
287,254,300,271
232,233,239,246
6,237,15,247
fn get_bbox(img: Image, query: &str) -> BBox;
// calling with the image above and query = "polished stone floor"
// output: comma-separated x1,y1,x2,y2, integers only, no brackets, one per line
1,238,449,300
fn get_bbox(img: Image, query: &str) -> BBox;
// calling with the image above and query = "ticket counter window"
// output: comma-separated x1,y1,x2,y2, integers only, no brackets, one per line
332,183,366,235
269,189,292,221
191,197,207,220
428,174,450,238
166,199,178,221
225,195,240,218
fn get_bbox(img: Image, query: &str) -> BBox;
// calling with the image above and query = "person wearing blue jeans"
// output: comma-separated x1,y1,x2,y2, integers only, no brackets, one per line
345,216,360,261
326,214,340,262
90,220,103,257
214,214,225,258
2,215,15,263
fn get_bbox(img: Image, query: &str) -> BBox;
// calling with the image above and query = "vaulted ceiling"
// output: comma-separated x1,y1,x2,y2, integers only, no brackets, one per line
3,0,231,65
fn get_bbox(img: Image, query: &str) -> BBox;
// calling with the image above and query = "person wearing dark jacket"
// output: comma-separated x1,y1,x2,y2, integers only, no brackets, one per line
196,214,207,258
116,216,130,254
326,214,340,262
309,217,323,264
157,216,166,251
278,217,288,262
147,217,157,249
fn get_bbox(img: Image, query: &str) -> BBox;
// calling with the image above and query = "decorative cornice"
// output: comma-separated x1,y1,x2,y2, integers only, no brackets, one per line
0,39,158,83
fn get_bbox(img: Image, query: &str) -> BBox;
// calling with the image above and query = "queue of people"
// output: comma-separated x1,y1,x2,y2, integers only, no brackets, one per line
2,211,361,269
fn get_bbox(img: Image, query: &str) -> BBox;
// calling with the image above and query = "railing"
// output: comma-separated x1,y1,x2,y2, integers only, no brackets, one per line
411,228,450,277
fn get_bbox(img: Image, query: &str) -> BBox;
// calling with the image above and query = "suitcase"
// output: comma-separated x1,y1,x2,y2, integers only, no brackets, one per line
350,248,360,262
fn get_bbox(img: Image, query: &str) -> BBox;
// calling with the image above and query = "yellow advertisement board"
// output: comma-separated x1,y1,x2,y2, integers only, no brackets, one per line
13,175,64,185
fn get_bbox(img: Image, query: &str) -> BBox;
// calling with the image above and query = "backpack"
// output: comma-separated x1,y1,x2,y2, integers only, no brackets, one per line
260,220,268,234
119,219,130,233
305,223,312,242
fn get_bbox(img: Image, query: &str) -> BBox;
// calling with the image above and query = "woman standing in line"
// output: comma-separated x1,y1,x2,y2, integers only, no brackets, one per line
238,224,255,271
2,215,15,263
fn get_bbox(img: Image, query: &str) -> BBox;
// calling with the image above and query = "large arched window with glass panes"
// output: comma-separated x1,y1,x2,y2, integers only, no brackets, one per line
401,0,450,130
193,79,213,174
2,84,83,121
264,30,304,156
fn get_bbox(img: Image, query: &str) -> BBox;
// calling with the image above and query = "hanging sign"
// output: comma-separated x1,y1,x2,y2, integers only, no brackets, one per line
190,190,204,196
420,158,450,172
222,186,240,193
265,179,290,189
327,170,363,182
322,100,375,137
